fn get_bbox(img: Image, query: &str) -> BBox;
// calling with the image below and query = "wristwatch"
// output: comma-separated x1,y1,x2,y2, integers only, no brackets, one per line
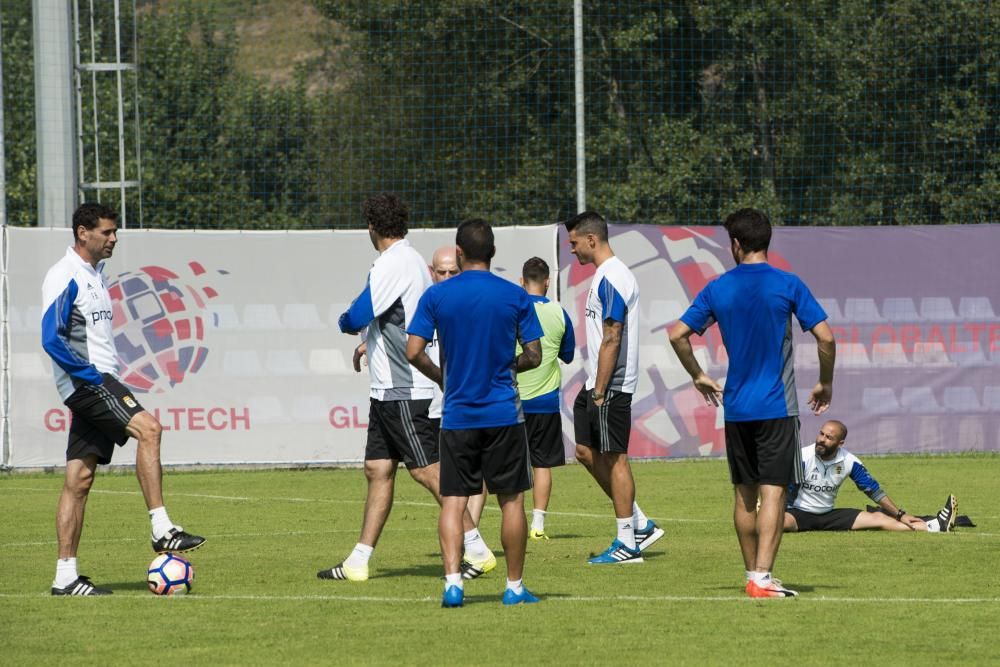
592,390,605,401
895,509,906,521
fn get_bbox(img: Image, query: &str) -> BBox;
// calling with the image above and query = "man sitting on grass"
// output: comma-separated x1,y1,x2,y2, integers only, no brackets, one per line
785,420,957,533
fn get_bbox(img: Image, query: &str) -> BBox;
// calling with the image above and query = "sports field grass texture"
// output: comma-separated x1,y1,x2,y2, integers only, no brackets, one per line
2,455,999,666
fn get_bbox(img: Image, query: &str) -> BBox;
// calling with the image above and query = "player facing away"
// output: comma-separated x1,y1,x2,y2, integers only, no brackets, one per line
319,193,492,583
564,211,664,565
669,208,836,599
426,245,494,577
406,219,544,607
785,420,957,533
516,257,575,540
41,203,205,596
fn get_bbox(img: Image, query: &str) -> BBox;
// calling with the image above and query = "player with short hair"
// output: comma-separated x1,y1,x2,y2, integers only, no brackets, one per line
516,257,575,539
786,420,957,533
42,203,205,596
565,211,664,565
669,207,836,598
319,194,492,583
406,218,544,607
426,244,494,578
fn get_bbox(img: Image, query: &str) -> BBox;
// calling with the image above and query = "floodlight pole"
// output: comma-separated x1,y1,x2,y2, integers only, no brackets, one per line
573,0,586,214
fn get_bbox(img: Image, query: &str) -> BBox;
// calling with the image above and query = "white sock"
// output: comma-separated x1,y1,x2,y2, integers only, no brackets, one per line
926,518,941,532
345,543,374,568
531,509,546,532
444,573,464,590
464,528,490,559
149,506,174,540
54,557,78,588
506,578,524,594
750,571,771,585
745,570,754,582
632,502,650,531
616,517,636,549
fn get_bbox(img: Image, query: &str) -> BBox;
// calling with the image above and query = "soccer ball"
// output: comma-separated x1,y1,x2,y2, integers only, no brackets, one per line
147,553,194,595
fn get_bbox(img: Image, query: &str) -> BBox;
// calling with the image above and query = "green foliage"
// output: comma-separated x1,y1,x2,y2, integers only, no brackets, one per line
3,1,1000,227
2,457,999,664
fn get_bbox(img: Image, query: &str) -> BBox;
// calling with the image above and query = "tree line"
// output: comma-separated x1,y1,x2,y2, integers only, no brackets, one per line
3,0,999,228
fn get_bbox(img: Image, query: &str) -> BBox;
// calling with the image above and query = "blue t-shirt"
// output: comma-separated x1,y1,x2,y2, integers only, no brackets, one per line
679,263,826,422
408,270,544,429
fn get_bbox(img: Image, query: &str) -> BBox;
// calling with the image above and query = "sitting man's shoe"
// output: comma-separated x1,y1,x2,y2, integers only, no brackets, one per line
152,527,206,554
460,550,497,580
634,520,665,552
937,494,958,532
317,562,369,582
502,587,540,605
441,585,464,608
587,539,643,565
529,529,549,540
51,575,112,596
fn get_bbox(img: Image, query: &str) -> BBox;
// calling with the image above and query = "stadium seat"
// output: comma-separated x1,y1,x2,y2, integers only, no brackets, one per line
843,298,885,324
222,350,263,377
900,386,943,413
919,297,957,322
816,298,843,323
207,304,240,330
308,348,349,375
290,395,330,421
983,386,1000,411
958,296,996,320
943,387,982,412
264,350,308,376
882,297,920,322
281,303,325,330
952,345,987,367
911,341,952,367
861,387,899,414
243,304,283,330
837,342,871,368
246,395,286,423
794,342,818,368
871,342,909,367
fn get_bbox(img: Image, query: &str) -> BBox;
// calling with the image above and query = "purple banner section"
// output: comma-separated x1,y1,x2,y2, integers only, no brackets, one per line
558,225,1000,457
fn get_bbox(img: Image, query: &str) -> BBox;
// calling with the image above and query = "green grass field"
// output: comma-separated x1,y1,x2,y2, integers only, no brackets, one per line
2,455,999,665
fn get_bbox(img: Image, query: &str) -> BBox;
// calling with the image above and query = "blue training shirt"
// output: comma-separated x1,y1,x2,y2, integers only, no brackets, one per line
408,270,543,430
679,262,826,422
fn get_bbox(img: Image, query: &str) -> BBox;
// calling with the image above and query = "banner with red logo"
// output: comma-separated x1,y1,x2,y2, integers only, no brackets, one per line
3,227,557,467
559,225,1000,458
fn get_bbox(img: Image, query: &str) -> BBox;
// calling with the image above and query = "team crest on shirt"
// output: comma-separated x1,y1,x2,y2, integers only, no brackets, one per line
835,465,843,475
123,395,138,408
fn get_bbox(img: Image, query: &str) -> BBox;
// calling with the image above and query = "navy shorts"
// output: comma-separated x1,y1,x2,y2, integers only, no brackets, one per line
365,398,438,469
63,374,145,464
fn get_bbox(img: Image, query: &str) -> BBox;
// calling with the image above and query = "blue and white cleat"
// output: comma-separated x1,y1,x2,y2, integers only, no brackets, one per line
502,587,540,605
588,539,644,565
441,585,464,608
634,520,665,552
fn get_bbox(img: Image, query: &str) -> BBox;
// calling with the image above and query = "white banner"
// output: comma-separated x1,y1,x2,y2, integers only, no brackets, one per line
4,226,558,467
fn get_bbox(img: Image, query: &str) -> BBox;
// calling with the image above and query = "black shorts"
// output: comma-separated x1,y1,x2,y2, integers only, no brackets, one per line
365,398,438,469
524,412,566,468
787,507,861,532
439,424,532,496
573,387,632,454
63,374,145,464
725,417,802,486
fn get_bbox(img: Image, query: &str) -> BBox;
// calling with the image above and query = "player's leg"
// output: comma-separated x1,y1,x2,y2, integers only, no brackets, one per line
497,490,528,579
851,509,920,531
437,428,483,607
467,486,488,525
783,511,799,533
733,483,759,570
530,466,552,537
359,458,399,546
754,483,786,571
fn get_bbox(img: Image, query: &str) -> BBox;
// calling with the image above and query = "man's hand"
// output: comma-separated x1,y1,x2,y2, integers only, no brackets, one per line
693,373,723,407
808,382,832,415
899,514,923,530
352,342,368,373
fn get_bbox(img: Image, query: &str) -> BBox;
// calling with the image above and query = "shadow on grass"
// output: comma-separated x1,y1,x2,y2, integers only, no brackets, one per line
104,581,154,592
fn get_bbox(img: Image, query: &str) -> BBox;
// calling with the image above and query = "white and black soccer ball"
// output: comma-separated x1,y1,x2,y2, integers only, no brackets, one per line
147,553,194,596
